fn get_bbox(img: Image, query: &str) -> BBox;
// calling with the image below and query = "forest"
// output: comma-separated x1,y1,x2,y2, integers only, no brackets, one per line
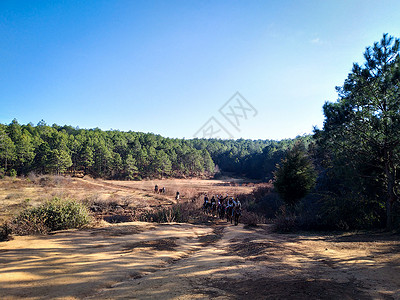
1,34,399,231
0,116,309,181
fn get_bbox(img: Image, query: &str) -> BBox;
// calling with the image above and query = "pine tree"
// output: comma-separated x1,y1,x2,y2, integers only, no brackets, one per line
274,142,316,208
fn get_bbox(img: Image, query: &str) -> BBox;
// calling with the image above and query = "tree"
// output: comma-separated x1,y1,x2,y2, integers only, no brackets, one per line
201,149,215,174
111,152,123,178
76,142,93,174
125,154,139,180
0,126,16,171
15,130,35,173
49,149,72,175
316,33,400,229
273,142,316,208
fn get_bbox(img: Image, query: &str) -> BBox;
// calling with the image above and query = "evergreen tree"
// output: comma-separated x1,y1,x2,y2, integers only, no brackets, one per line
0,126,16,172
316,33,400,228
273,142,317,208
125,154,139,180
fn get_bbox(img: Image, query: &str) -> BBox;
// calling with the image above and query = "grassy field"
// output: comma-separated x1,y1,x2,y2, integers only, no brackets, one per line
0,175,263,224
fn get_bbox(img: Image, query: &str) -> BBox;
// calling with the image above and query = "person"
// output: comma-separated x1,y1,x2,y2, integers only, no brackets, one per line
154,184,158,193
217,197,225,219
203,194,210,212
226,198,234,223
210,196,217,216
233,199,242,226
175,191,180,200
236,199,242,210
162,187,166,194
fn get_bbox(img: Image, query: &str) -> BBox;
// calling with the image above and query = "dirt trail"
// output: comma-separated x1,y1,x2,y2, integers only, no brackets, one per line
1,221,399,299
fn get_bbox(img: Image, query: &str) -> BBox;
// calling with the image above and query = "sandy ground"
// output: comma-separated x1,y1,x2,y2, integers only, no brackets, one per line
1,221,400,299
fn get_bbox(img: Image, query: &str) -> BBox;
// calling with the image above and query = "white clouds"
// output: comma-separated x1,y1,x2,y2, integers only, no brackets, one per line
311,37,324,45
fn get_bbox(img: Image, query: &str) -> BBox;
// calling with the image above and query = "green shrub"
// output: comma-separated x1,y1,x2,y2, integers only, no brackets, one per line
9,197,92,235
8,169,17,177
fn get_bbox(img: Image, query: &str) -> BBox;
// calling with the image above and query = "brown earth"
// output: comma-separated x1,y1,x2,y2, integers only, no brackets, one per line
0,177,400,299
0,176,259,223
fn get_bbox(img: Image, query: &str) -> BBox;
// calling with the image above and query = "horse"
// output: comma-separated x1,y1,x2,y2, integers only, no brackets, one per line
211,201,217,217
226,205,233,223
233,207,241,226
203,201,210,214
217,202,225,219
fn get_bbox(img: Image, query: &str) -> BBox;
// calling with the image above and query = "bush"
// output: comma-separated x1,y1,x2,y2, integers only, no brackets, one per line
0,223,11,241
139,201,210,224
238,186,282,219
303,192,385,230
8,169,17,178
241,210,266,226
141,202,193,223
8,198,92,235
273,206,297,233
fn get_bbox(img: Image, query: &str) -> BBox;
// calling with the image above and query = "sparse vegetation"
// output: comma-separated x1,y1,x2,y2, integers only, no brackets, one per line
6,197,91,236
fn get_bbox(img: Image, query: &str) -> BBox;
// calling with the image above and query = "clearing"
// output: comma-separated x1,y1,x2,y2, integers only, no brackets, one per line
0,176,399,299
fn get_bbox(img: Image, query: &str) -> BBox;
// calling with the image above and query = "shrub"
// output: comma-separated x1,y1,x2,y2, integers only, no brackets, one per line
0,223,11,241
241,210,266,226
141,203,190,223
8,169,17,178
8,197,92,235
238,186,282,219
139,201,207,223
273,206,297,233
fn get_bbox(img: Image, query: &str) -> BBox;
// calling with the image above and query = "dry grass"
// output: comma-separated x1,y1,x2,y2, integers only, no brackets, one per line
0,175,265,227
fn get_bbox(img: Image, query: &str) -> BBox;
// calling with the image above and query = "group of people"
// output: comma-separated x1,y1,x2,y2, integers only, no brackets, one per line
154,184,166,194
153,184,242,225
203,194,242,226
154,184,180,200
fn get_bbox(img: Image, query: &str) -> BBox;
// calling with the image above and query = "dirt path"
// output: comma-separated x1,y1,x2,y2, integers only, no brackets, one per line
1,221,399,299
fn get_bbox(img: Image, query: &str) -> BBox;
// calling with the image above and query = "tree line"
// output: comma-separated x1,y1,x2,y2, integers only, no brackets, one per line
0,119,305,180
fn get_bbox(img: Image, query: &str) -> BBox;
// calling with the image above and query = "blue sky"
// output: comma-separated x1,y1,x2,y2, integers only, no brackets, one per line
1,0,400,140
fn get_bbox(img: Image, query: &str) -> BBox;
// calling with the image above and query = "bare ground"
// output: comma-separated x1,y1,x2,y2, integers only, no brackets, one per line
1,221,400,299
1,177,400,299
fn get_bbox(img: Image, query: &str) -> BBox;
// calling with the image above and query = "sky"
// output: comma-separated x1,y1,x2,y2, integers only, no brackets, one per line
1,0,400,140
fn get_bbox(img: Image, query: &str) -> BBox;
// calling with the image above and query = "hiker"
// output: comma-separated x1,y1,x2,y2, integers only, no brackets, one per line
175,191,180,200
210,196,217,216
154,184,158,193
226,198,234,223
233,199,242,226
203,194,210,212
217,197,225,219
162,187,166,194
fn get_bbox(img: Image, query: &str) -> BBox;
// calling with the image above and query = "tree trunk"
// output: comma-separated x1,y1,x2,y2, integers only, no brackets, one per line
385,156,396,230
